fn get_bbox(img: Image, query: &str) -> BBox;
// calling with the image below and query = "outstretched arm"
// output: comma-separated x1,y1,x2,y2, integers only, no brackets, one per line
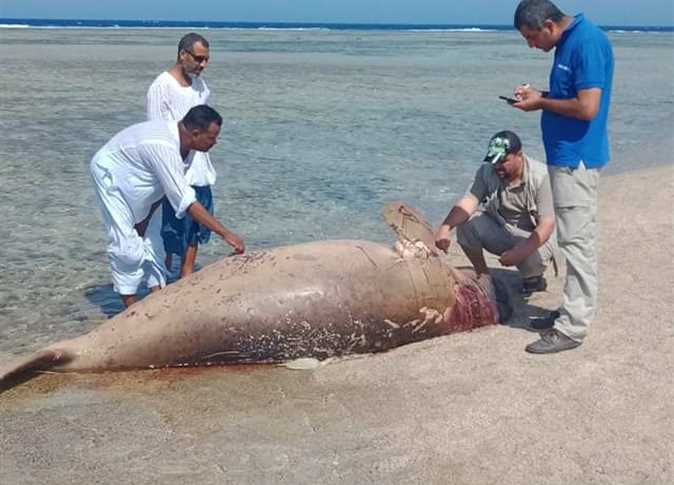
434,194,479,253
187,202,245,254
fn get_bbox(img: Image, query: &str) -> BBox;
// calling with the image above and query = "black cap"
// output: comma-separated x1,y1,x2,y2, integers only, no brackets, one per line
483,130,522,164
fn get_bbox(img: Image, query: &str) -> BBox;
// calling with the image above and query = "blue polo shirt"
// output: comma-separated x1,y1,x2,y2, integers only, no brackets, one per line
541,14,614,169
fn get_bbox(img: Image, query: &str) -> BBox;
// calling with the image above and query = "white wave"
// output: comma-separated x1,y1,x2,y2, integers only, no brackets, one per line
408,27,497,32
0,24,30,28
256,27,331,31
608,29,668,34
0,25,205,30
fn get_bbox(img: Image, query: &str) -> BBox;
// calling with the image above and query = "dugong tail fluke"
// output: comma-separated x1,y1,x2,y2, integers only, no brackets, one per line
1,203,509,391
0,349,73,389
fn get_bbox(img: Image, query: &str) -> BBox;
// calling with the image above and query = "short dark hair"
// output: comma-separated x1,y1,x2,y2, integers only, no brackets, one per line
182,105,222,131
514,0,565,30
178,32,209,54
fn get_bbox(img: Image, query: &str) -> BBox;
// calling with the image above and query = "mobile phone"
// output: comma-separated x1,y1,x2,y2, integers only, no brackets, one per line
499,95,519,105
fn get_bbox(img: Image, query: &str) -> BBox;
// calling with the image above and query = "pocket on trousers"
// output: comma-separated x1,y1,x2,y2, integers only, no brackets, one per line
549,163,597,209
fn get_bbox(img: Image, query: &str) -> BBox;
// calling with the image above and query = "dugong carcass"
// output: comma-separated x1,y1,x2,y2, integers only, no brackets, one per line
1,203,510,388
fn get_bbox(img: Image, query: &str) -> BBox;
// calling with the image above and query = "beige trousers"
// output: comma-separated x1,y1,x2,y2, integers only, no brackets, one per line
549,162,601,342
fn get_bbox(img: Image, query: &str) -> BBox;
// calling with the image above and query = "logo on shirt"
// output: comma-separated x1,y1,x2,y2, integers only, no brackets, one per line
556,63,572,72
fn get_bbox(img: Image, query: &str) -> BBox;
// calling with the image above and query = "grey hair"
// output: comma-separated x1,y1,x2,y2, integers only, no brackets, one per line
177,32,209,54
514,0,566,30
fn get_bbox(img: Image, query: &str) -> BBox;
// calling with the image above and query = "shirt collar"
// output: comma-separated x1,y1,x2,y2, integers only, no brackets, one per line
559,13,584,45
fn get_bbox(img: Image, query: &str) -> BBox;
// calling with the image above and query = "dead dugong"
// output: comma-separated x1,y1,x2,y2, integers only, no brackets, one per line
0,203,509,387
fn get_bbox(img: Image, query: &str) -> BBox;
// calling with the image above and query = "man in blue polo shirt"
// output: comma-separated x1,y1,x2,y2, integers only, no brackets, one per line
510,0,614,354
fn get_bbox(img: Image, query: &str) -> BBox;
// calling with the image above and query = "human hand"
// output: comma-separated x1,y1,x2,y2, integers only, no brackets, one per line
225,233,245,254
134,198,163,238
434,225,452,253
134,220,148,238
512,84,544,111
513,83,530,99
499,248,524,267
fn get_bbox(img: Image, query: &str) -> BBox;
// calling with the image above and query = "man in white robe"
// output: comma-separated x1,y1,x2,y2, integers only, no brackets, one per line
90,105,245,307
146,32,218,278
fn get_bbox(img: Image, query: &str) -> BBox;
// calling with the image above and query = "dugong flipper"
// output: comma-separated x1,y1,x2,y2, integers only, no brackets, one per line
1,203,508,389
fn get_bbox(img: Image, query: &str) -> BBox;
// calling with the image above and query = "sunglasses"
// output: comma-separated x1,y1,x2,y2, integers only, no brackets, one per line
184,49,209,64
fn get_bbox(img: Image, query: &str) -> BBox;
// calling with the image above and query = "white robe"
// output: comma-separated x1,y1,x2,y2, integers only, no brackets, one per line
146,71,216,187
90,120,196,294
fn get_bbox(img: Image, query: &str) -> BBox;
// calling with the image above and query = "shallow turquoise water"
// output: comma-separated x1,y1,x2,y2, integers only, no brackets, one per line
0,28,672,352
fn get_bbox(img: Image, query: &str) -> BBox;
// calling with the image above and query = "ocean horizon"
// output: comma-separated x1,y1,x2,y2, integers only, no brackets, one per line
1,17,673,33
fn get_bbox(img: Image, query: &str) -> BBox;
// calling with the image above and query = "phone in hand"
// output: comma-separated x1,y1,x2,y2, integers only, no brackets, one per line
499,95,519,105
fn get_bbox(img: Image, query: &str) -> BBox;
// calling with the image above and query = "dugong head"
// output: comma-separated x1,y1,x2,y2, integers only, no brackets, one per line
382,202,512,323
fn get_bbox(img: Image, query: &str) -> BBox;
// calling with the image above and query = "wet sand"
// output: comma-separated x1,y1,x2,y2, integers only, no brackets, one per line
1,165,672,485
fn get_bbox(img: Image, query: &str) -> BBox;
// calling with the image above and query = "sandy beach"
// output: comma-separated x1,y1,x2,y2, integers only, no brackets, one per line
0,164,671,484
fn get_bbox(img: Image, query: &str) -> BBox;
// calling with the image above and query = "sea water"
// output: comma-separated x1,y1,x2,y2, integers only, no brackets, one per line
0,27,672,353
